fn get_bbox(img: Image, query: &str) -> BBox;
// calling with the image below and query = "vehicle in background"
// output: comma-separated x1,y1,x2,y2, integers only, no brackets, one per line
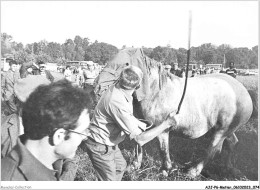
237,69,258,76
184,63,198,71
57,61,99,73
205,64,223,73
45,63,58,72
205,64,223,70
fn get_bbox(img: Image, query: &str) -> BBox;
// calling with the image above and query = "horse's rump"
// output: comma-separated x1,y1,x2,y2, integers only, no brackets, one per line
247,89,258,118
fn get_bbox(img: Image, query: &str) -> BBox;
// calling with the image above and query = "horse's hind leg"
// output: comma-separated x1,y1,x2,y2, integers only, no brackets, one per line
222,132,243,177
223,132,238,168
187,129,225,177
157,131,174,175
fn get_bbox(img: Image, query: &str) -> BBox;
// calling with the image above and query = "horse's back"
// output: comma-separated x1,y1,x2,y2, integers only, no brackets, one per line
199,74,253,115
210,74,253,125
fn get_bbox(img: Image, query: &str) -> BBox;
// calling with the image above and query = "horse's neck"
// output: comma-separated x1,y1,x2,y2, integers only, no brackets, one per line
138,73,183,117
147,71,183,98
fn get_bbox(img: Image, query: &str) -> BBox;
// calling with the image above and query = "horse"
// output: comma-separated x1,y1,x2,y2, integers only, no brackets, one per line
93,48,255,178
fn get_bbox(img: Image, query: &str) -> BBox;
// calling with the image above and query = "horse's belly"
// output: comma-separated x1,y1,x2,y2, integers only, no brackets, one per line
173,124,209,139
174,114,210,139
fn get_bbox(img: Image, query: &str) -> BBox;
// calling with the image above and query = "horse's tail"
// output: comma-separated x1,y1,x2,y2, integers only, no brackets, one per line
248,89,258,118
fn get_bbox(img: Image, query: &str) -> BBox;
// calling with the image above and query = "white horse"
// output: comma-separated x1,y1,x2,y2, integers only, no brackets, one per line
93,48,255,178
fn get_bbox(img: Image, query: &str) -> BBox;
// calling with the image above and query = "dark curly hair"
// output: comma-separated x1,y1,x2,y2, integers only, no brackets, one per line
22,79,93,140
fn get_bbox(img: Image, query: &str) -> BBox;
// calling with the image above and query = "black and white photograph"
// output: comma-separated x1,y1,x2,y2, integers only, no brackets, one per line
1,1,259,189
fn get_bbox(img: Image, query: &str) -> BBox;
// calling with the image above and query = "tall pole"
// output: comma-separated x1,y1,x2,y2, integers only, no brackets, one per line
176,11,192,115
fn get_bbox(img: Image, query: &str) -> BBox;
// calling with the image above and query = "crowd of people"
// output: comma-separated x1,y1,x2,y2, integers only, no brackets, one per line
1,58,237,181
1,58,168,181
62,62,100,90
1,59,102,117
163,62,237,78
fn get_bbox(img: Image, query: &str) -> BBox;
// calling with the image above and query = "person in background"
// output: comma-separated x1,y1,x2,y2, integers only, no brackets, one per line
1,75,51,158
170,63,183,78
76,66,85,88
20,66,34,78
1,60,21,115
35,61,54,82
210,67,215,74
225,62,237,78
1,79,93,181
20,59,39,78
164,65,172,74
180,67,186,78
83,62,99,92
191,69,197,77
81,66,174,181
94,63,102,74
64,66,72,82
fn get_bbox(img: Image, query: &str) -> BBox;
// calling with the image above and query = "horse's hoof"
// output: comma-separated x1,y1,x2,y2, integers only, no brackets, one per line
133,161,141,170
162,170,168,177
187,168,200,178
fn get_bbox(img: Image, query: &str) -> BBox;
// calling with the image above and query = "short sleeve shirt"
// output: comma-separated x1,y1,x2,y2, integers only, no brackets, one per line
64,69,72,81
226,68,237,78
84,69,99,85
89,84,146,146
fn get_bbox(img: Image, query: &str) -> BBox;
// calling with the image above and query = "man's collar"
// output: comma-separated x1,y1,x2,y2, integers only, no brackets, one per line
116,86,133,103
10,137,58,181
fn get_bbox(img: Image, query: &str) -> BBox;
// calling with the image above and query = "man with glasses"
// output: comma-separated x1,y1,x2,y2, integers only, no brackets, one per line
81,65,173,181
1,79,93,181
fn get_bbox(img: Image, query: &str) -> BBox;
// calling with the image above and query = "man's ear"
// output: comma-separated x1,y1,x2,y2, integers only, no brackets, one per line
52,128,66,146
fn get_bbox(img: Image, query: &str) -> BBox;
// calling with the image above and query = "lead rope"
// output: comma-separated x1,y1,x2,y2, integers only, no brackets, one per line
176,11,192,115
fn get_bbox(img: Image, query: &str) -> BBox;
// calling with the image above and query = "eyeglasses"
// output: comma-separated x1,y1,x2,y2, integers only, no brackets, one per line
65,129,89,140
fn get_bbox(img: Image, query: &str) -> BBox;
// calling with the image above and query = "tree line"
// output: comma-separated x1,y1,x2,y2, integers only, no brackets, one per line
1,33,258,69
143,43,258,69
1,33,118,66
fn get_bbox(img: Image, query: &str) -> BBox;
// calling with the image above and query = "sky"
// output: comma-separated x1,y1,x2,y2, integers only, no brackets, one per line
1,1,259,49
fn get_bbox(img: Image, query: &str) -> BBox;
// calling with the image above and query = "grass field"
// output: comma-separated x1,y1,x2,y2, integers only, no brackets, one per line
72,74,258,181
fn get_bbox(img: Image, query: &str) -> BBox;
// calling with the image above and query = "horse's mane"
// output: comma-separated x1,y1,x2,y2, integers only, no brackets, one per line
104,48,177,90
137,48,177,89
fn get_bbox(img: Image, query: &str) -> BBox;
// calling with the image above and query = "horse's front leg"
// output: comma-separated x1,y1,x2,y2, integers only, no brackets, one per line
157,131,175,175
133,144,143,169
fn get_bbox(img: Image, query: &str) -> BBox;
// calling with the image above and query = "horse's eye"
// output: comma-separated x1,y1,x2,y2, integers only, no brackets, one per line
126,63,129,66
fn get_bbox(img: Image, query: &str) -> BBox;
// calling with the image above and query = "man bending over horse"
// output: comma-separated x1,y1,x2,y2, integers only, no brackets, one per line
81,65,174,181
